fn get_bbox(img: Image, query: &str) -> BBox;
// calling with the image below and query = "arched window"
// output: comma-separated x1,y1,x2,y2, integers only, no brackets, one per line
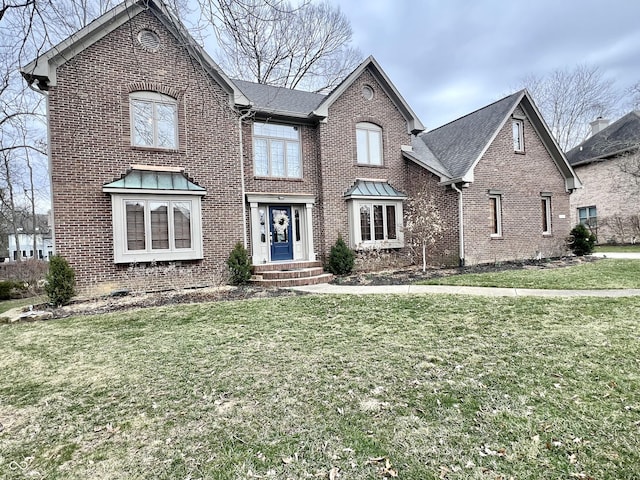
130,91,177,149
356,122,383,165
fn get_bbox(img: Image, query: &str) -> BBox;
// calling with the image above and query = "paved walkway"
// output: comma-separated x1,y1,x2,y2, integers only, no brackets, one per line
292,253,640,297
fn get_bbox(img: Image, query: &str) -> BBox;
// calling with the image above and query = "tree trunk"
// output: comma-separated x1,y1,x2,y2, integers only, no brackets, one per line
422,243,426,272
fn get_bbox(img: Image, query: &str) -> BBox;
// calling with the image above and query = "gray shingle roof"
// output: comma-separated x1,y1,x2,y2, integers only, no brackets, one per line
417,91,523,180
566,111,640,166
233,79,326,116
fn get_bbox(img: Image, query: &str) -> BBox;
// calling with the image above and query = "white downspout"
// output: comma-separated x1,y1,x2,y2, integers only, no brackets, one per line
237,109,252,249
450,183,465,266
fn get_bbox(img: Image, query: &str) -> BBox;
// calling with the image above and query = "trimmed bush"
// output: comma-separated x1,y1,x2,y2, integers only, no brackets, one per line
45,255,76,306
227,242,252,285
568,224,596,256
327,236,355,275
0,281,26,300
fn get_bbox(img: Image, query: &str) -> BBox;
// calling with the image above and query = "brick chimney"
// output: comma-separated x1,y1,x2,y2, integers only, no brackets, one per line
590,116,610,136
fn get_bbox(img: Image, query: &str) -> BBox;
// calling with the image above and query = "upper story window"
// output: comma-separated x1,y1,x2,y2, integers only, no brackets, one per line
130,91,178,149
512,119,524,152
356,122,383,165
253,122,301,178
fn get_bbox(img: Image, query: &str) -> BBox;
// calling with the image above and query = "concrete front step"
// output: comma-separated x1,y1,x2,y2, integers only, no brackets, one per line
251,273,334,288
252,260,322,274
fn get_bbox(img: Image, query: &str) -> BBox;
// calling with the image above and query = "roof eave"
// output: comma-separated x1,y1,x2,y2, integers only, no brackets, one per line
401,149,451,182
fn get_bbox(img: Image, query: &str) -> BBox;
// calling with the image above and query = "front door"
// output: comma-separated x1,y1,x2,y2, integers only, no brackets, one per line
269,206,294,261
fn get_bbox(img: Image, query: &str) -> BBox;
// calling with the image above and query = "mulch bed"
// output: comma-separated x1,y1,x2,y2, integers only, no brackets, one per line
26,256,597,319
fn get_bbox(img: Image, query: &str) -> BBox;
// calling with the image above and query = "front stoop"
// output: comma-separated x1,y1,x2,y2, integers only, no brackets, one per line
251,261,333,287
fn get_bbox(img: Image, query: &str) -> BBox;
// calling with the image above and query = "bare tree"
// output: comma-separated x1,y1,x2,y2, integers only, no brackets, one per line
627,81,640,110
518,65,619,151
403,190,445,272
198,0,362,92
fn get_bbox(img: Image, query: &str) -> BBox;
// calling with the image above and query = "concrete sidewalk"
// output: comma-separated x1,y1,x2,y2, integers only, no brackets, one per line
291,283,640,297
590,252,640,259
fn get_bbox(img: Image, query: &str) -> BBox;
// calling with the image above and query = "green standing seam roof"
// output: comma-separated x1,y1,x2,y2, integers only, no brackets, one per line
344,180,407,198
103,170,206,191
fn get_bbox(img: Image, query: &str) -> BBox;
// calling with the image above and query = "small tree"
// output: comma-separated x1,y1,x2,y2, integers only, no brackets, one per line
45,255,75,306
568,224,596,256
326,235,355,275
403,190,445,272
227,242,251,285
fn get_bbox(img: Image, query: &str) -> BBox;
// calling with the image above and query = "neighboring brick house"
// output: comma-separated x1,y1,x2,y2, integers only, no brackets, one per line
567,112,640,243
21,0,580,294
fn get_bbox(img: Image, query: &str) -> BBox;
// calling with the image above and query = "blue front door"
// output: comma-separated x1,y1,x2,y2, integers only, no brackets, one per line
269,206,294,261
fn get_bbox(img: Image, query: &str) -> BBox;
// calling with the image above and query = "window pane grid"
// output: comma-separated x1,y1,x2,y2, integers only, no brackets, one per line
253,122,301,178
125,199,192,253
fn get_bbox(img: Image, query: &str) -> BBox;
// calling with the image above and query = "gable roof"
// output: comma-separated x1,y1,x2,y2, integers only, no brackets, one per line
314,56,424,134
566,111,640,167
406,90,580,190
233,80,326,118
21,0,249,106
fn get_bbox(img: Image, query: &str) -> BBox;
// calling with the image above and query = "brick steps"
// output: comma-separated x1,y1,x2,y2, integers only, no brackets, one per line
251,261,332,287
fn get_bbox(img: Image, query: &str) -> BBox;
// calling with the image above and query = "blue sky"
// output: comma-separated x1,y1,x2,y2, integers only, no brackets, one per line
326,0,640,130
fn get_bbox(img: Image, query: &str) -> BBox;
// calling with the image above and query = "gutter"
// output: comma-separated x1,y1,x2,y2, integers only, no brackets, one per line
237,108,253,249
450,183,465,266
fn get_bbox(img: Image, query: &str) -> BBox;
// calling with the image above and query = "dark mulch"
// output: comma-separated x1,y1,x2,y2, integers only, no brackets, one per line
25,256,597,319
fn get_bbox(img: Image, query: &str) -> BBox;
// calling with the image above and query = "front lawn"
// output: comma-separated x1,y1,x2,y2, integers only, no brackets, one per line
1,295,639,479
418,259,640,289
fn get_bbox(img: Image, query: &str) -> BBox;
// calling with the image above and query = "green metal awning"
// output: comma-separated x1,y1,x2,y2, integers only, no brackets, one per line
344,180,406,199
103,168,206,195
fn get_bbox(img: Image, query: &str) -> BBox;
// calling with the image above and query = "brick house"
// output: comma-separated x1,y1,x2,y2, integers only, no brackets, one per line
22,0,580,294
567,112,640,243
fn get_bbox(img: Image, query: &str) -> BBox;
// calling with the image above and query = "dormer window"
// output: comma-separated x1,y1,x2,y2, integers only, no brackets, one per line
130,91,178,149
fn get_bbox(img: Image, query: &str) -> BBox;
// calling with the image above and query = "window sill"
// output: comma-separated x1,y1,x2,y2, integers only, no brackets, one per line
514,150,526,155
114,250,203,264
131,145,180,153
355,240,403,250
356,163,386,168
490,235,503,240
253,176,304,182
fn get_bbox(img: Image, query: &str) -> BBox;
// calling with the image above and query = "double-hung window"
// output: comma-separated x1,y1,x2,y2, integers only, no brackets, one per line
356,122,383,165
489,193,502,237
130,92,178,149
253,122,302,178
578,206,597,229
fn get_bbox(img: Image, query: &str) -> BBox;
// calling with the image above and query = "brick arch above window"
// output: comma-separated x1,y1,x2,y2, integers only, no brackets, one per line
126,82,183,100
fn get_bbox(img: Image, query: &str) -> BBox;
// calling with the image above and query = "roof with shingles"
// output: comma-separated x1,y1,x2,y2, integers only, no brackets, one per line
566,111,640,166
233,80,326,116
417,91,523,180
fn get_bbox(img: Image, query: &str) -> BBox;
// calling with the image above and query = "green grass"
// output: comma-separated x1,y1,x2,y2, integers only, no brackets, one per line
595,244,640,253
1,295,640,479
0,296,46,314
418,259,640,289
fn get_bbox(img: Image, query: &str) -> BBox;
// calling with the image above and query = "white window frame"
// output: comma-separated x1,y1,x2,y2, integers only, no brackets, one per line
111,193,203,263
253,122,302,178
356,122,383,165
541,195,552,235
130,91,178,149
348,199,403,249
512,119,524,152
489,194,503,238
578,206,597,228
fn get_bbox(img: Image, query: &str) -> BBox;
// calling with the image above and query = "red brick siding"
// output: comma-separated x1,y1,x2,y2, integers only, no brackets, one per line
462,106,571,264
48,10,243,295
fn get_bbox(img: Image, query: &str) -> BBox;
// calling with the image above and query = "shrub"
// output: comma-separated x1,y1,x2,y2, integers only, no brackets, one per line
327,236,355,275
227,242,252,285
0,280,27,301
568,224,596,256
45,255,76,306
